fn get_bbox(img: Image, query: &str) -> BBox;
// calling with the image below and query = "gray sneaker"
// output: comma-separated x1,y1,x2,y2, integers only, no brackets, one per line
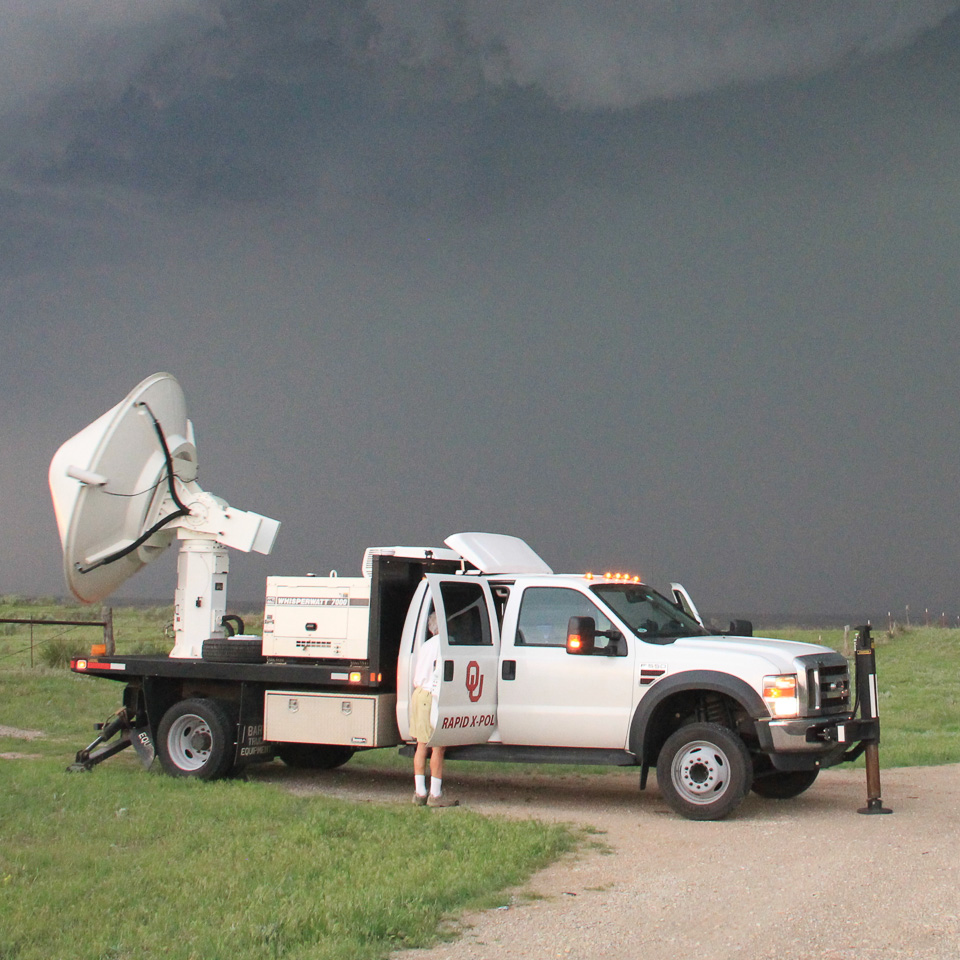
427,794,460,808
412,793,428,806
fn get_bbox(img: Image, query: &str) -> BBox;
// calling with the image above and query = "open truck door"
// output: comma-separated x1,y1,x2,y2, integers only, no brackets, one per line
423,574,500,747
670,582,704,625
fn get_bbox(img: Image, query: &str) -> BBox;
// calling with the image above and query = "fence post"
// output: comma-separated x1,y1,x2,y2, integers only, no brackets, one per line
102,606,115,655
30,618,34,668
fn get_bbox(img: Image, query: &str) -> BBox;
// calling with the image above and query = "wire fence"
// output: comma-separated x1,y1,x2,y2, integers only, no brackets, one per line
0,609,113,666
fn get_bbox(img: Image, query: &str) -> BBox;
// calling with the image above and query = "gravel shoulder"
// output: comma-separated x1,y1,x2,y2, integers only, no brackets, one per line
263,760,960,960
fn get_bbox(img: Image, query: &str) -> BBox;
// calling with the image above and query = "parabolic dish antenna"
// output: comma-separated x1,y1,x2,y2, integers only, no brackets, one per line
50,372,198,603
51,372,279,657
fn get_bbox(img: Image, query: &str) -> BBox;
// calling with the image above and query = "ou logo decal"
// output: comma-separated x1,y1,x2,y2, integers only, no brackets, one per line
465,661,484,702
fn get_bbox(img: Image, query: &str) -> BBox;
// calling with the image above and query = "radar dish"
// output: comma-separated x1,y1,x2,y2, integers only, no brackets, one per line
49,372,198,603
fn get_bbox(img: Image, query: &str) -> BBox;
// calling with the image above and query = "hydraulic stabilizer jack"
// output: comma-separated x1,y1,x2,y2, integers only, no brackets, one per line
853,624,892,815
67,707,155,773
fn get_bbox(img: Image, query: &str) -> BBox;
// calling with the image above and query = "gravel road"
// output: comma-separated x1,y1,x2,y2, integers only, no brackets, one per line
263,760,960,960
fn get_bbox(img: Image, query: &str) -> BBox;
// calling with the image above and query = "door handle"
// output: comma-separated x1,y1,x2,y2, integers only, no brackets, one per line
501,660,516,681
443,660,454,682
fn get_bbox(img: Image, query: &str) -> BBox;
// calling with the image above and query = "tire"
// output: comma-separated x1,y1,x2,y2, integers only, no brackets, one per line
157,698,236,779
752,767,820,799
276,743,356,770
656,722,753,820
202,637,265,663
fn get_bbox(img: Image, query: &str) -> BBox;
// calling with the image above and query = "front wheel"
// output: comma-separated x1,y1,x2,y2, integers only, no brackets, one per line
656,722,752,820
157,698,236,780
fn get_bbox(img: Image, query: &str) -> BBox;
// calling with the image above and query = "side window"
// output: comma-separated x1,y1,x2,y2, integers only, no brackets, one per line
438,581,492,646
516,588,613,648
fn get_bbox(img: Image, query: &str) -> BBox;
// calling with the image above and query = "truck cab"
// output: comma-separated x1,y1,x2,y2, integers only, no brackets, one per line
393,534,853,819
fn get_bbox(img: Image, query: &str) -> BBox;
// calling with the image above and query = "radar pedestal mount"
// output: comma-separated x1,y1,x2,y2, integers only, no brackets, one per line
49,372,279,658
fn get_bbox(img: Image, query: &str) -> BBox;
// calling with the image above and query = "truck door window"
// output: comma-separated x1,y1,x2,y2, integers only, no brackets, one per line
438,581,492,646
516,588,614,649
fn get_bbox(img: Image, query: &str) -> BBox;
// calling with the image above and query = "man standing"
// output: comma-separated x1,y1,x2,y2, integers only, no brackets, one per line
411,610,458,807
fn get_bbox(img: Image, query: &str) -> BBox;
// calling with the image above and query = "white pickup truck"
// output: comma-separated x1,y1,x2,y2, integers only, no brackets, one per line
70,531,859,820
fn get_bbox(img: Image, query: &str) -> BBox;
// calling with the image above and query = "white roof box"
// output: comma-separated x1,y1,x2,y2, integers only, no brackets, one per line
444,532,553,575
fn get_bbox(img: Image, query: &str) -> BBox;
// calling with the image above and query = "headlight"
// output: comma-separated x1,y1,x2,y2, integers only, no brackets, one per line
763,675,799,718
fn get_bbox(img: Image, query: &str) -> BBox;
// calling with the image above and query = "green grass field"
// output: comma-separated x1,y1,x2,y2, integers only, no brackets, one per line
0,599,574,960
1,599,958,959
0,757,572,960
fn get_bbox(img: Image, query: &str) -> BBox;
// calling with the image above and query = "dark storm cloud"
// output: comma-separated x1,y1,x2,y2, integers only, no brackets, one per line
5,0,959,117
4,0,958,270
369,0,960,106
4,0,959,207
0,0,215,113
5,2,960,621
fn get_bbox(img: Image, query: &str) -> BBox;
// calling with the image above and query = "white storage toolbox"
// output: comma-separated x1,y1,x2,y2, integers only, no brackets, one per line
264,691,399,747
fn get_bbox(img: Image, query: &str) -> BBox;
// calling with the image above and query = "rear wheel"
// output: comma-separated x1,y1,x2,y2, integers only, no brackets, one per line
157,698,236,780
656,722,752,820
277,743,355,770
751,767,819,799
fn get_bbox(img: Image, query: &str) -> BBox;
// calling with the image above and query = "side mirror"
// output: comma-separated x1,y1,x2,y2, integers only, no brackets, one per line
603,629,625,656
566,616,596,655
728,619,753,637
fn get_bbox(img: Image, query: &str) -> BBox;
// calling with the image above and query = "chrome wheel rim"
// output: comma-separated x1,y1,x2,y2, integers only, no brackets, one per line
671,740,731,805
166,714,213,771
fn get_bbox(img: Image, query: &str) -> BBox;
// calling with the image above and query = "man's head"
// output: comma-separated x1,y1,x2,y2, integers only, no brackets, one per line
427,611,439,636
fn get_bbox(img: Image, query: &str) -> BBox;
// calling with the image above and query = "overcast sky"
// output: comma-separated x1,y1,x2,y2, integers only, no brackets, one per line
3,1,960,624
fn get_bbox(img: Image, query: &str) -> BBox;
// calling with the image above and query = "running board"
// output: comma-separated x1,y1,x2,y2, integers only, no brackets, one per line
397,743,638,766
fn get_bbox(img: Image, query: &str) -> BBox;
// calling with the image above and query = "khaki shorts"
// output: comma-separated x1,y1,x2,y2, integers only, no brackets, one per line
411,686,435,743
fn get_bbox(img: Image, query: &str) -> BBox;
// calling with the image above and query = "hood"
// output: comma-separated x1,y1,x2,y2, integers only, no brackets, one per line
674,633,842,670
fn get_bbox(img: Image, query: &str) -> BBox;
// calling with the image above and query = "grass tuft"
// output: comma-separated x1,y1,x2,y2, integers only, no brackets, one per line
36,637,88,669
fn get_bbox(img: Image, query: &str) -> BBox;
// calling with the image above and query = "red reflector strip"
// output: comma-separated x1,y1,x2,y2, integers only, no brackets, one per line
85,661,126,671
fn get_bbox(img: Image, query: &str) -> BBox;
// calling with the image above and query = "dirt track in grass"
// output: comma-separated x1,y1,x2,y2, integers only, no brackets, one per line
254,760,960,960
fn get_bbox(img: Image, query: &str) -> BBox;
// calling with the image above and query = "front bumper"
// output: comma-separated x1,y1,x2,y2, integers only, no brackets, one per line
754,713,871,771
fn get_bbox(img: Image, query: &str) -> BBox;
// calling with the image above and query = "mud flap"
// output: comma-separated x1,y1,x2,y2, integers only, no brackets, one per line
233,685,274,768
130,727,156,769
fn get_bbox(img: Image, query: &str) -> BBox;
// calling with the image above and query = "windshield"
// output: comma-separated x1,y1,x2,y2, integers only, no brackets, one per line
591,584,708,642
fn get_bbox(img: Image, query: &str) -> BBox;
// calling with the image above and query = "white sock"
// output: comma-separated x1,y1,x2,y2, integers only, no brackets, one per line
430,777,442,798
415,775,427,796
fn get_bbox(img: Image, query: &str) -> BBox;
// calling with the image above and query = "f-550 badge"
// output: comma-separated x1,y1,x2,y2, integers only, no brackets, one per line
640,664,667,686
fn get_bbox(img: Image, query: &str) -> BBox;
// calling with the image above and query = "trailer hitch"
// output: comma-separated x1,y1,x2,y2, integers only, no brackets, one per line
67,707,155,773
